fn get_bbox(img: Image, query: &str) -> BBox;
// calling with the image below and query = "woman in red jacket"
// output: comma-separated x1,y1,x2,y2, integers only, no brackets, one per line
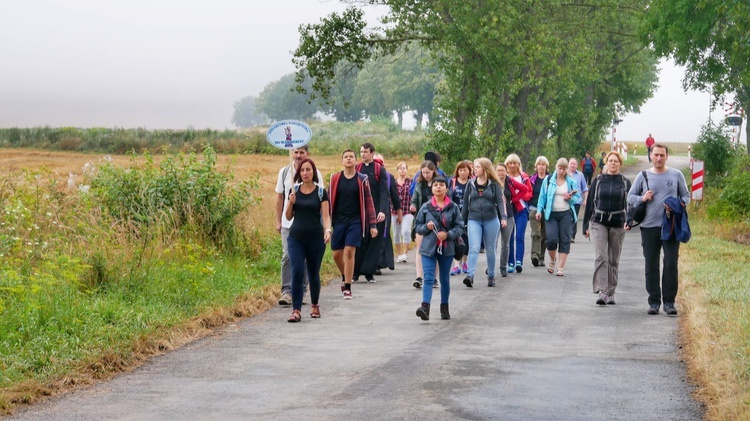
504,154,533,274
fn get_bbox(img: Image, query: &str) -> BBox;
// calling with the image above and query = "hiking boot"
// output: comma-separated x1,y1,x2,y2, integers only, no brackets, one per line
462,275,474,288
647,303,660,315
664,303,678,316
278,293,292,306
416,302,430,320
413,277,423,289
450,266,461,276
500,267,508,277
488,276,496,287
440,303,450,320
596,291,608,306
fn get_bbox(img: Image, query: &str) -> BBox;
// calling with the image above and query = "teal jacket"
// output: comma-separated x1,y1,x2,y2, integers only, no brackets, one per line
537,172,581,222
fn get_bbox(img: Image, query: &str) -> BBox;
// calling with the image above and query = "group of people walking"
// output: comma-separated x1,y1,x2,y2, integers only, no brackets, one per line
275,142,690,323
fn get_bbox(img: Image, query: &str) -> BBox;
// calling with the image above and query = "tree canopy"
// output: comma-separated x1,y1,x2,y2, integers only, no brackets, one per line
294,0,658,164
644,0,750,150
231,96,268,128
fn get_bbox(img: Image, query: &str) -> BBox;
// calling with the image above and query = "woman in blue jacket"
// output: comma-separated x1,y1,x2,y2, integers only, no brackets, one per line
535,158,581,276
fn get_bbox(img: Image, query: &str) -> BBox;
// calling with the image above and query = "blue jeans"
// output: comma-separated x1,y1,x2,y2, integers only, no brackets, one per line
287,235,325,310
467,217,500,278
508,208,529,266
421,253,453,304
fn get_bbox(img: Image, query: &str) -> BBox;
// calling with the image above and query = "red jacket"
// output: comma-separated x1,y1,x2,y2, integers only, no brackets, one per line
508,172,532,212
329,171,378,237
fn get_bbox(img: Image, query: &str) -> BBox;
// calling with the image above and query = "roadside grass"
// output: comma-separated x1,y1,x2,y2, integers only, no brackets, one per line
680,200,750,420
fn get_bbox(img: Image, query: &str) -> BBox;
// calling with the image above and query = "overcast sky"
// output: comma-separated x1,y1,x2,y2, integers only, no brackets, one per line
0,1,737,144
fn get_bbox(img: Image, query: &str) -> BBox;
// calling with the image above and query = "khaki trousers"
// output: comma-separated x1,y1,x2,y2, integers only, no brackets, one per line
590,222,626,296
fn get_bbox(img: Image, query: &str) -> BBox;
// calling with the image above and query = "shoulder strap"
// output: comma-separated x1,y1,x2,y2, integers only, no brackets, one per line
282,164,292,186
642,170,650,190
318,185,324,201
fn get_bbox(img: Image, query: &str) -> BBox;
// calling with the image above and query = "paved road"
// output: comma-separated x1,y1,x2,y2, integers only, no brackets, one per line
9,156,702,420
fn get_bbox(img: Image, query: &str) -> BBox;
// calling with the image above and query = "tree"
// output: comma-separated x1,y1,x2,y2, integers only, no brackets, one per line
231,96,268,128
644,0,750,152
255,73,319,122
294,1,657,164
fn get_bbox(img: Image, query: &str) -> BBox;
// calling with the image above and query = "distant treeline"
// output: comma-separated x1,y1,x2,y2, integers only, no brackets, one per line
0,121,425,158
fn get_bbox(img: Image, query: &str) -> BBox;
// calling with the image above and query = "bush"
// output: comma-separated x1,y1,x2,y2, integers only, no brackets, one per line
88,146,260,248
706,155,750,221
692,123,741,184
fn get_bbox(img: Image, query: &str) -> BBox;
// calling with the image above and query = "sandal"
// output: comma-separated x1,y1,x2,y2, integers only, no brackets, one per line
547,261,556,274
310,304,321,319
556,268,565,277
287,309,301,323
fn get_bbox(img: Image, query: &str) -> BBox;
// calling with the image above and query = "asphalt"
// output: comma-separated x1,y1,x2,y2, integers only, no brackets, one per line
8,155,703,421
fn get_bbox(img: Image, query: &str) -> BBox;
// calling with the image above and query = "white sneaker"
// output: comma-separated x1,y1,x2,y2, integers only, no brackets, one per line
401,254,408,263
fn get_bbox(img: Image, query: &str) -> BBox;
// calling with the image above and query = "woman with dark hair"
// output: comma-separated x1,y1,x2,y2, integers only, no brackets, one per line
449,160,473,276
528,156,550,267
414,176,464,321
284,158,331,322
410,160,437,288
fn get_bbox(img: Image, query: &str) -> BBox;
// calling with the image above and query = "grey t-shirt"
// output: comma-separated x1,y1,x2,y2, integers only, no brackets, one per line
627,168,690,228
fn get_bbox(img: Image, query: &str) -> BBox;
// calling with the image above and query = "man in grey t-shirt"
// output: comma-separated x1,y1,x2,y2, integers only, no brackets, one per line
628,144,690,316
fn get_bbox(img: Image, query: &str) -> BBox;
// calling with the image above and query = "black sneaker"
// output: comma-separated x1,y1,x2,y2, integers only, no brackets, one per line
463,275,474,288
531,257,539,267
413,277,423,289
500,267,508,277
664,303,678,316
487,276,496,287
647,303,660,315
515,264,523,274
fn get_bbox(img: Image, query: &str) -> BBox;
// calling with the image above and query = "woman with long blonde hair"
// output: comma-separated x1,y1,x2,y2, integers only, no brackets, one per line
504,153,533,274
460,158,508,287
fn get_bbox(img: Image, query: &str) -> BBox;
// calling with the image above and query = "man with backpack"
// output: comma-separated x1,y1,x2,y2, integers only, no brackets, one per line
581,151,597,186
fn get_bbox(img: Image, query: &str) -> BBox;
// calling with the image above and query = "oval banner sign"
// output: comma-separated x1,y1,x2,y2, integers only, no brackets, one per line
266,120,313,150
